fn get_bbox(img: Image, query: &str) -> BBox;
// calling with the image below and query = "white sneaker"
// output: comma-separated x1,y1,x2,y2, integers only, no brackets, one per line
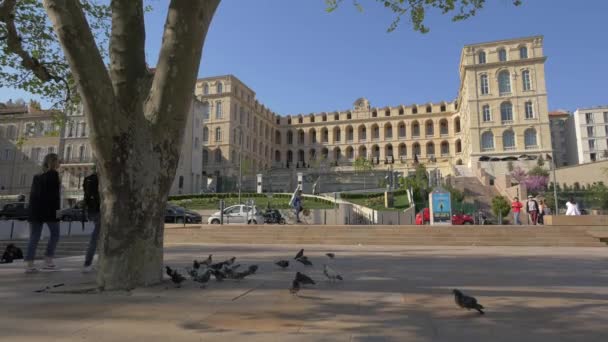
82,265,95,273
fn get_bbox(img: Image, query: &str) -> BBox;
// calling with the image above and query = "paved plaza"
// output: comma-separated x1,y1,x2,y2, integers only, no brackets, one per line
1,243,607,341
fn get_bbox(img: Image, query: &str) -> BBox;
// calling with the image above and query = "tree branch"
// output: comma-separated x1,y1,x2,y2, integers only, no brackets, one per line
43,0,118,157
146,0,220,138
109,0,147,113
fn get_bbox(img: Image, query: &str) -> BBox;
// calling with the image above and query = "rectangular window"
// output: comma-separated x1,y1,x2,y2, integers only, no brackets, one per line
522,71,531,91
585,113,594,124
587,126,594,137
604,112,608,123
482,106,491,122
605,125,608,135
215,102,222,119
525,102,534,119
588,139,595,150
480,75,489,95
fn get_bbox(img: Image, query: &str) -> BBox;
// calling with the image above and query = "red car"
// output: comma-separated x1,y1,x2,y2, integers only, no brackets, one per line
415,208,474,225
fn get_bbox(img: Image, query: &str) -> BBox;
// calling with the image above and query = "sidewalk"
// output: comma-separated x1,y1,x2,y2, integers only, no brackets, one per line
1,244,607,341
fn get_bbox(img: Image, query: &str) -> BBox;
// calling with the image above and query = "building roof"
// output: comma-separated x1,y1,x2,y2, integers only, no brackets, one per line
548,110,570,117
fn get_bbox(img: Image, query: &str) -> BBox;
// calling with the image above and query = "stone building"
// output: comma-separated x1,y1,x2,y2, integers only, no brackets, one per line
0,101,61,197
573,105,608,163
548,110,578,167
196,36,553,190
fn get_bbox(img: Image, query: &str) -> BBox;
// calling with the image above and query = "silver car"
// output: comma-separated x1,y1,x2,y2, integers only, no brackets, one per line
207,205,264,224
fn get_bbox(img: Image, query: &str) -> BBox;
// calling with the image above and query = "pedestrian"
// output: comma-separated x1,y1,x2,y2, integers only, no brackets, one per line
292,190,303,223
565,197,581,216
511,196,523,225
526,195,540,225
538,199,546,225
24,153,61,273
82,167,100,273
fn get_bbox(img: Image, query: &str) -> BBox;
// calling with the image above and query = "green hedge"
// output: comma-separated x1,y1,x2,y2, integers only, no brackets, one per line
168,192,333,205
340,189,407,200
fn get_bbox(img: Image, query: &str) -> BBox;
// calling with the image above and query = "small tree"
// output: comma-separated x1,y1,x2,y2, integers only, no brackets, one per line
492,196,511,219
537,155,545,167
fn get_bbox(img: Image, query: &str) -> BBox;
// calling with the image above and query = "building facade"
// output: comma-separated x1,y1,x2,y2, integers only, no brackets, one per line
573,106,608,163
196,36,552,190
0,101,61,197
548,110,578,167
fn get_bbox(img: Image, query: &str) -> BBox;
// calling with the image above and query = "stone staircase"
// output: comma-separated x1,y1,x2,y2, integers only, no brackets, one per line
165,225,606,247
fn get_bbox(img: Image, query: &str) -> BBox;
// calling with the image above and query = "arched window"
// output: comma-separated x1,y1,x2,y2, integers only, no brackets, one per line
480,74,489,95
371,124,379,140
522,70,531,91
385,144,393,158
454,117,461,133
399,107,404,115
202,127,209,142
216,82,223,93
203,83,209,95
425,120,434,137
481,131,494,151
308,148,316,161
67,122,74,137
333,127,341,143
310,114,315,123
322,128,329,143
412,143,421,157
298,115,303,124
398,122,406,138
65,145,72,161
519,46,528,59
398,143,406,159
412,121,420,137
334,147,341,161
455,139,462,153
322,114,327,122
385,109,390,117
287,130,293,145
334,113,340,121
298,129,305,144
287,150,293,163
412,106,418,114
275,131,282,144
215,127,221,142
525,101,534,119
498,70,511,94
478,51,487,64
346,146,354,161
358,145,367,159
525,128,537,149
79,145,86,161
7,125,17,140
346,126,354,141
372,110,377,118
202,150,209,164
215,149,222,163
440,141,449,156
384,123,392,139
0,125,5,139
426,105,432,113
309,128,317,144
498,48,507,62
371,145,380,159
426,142,435,157
321,147,329,159
346,112,352,120
202,102,210,121
440,119,448,135
500,102,513,122
81,122,87,137
482,105,491,122
503,130,515,150
358,125,367,142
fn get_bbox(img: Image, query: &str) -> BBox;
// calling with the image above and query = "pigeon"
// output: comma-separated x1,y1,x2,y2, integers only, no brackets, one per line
165,266,186,287
295,272,315,285
323,264,343,281
326,253,335,259
453,289,485,315
232,265,259,280
296,256,313,266
289,280,300,295
210,268,226,282
275,260,289,269
202,254,213,266
191,269,212,287
294,248,304,260
193,260,201,270
210,257,237,270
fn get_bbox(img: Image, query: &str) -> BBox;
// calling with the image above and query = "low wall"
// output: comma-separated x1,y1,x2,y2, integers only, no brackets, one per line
554,160,608,187
0,220,96,240
544,215,608,226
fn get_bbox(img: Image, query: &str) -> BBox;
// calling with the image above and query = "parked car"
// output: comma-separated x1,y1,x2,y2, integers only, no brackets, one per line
58,201,87,222
208,204,264,225
165,205,202,224
263,209,286,224
451,212,474,225
0,202,28,220
415,208,430,225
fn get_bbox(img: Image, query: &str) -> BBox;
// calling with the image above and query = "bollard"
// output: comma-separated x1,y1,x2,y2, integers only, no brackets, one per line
219,200,225,225
10,220,15,240
68,221,72,236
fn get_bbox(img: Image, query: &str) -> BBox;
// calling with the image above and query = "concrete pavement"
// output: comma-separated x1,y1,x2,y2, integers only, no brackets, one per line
1,244,607,341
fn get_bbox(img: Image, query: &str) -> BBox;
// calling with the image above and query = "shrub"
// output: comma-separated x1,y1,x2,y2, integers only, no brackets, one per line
491,196,511,218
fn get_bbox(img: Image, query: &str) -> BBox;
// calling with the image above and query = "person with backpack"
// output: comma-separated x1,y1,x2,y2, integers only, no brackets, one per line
24,153,61,273
82,168,100,273
526,195,540,225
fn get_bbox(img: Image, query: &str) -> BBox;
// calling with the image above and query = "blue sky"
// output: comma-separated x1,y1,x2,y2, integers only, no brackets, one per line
2,0,607,115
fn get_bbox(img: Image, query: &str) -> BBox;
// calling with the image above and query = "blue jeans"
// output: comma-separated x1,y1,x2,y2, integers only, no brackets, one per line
25,221,60,261
513,212,521,225
295,206,301,222
84,212,100,267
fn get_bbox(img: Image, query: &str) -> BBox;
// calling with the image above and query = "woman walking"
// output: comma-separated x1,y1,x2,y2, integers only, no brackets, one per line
24,153,61,273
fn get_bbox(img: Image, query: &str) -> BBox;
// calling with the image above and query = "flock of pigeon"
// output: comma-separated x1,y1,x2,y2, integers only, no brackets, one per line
165,249,485,315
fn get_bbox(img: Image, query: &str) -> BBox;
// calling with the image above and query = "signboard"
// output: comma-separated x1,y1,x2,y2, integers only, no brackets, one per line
429,188,451,225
